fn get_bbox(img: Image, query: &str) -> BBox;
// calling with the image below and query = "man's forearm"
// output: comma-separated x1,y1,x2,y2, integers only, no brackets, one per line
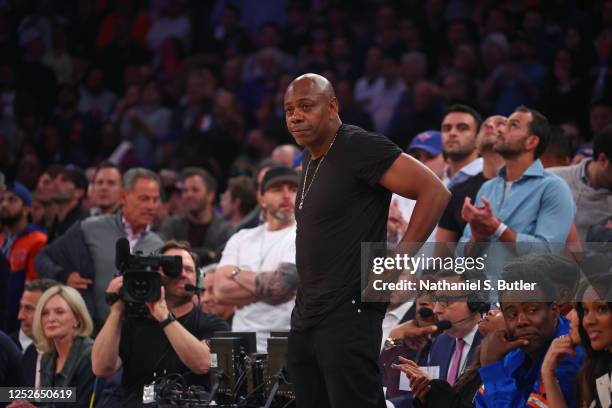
498,225,517,250
541,372,568,408
255,263,298,305
215,263,298,306
215,266,258,305
91,309,123,377
163,320,211,375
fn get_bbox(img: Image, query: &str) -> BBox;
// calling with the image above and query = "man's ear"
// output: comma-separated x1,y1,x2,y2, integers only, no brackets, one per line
525,135,539,154
258,192,267,210
329,97,339,117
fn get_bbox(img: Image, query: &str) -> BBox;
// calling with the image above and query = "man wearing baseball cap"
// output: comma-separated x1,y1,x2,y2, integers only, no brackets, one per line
406,130,445,179
388,131,445,244
0,182,48,332
215,166,300,352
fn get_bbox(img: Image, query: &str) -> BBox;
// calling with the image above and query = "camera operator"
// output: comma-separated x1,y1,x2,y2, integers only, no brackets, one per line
91,241,229,407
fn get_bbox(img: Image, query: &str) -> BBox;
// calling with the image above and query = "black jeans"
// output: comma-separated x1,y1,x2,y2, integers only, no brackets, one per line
288,299,386,408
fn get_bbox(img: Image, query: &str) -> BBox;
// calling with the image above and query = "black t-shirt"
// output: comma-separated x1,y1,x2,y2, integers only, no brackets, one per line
118,306,229,401
293,123,402,331
438,173,488,235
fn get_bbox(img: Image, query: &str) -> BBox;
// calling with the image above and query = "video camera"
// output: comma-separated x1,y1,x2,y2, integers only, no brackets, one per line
114,238,182,312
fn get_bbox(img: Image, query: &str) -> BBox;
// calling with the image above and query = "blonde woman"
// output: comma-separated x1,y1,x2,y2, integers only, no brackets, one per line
9,285,96,407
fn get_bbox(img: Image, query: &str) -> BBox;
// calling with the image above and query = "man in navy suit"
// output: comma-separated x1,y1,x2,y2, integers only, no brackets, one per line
389,269,490,407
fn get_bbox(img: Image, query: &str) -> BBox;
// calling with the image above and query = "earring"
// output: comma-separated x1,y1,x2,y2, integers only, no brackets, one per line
73,323,80,329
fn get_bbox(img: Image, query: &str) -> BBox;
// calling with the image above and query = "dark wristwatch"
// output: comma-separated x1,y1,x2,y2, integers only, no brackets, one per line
159,312,176,329
105,292,120,306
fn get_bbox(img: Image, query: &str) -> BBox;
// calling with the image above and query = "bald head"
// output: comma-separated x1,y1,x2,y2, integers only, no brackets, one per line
284,73,342,151
286,73,336,101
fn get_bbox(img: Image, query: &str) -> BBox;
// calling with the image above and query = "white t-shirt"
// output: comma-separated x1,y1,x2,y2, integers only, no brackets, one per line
391,194,437,244
218,223,297,352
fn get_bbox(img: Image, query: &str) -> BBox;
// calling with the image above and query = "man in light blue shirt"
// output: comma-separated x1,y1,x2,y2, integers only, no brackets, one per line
459,106,575,252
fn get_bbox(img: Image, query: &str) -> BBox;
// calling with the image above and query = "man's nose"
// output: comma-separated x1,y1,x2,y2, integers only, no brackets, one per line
516,311,530,327
282,186,293,197
289,111,304,123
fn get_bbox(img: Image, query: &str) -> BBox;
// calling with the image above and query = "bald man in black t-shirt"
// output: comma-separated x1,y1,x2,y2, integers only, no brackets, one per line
284,73,450,408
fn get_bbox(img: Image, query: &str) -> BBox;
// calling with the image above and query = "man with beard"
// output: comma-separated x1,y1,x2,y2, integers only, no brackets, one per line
92,241,229,407
215,166,299,352
0,182,47,332
436,115,506,247
440,104,483,188
460,106,575,248
160,167,234,266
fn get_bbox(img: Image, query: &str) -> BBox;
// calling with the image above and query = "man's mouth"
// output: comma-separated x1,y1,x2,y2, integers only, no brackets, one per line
516,332,538,341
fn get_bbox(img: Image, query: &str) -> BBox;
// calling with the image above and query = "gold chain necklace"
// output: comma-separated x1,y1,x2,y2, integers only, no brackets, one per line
299,132,338,210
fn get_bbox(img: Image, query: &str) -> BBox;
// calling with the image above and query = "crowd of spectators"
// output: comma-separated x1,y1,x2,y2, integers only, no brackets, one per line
1,0,612,186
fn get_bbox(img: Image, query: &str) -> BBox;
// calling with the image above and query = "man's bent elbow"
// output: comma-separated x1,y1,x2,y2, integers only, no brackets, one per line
190,356,211,375
430,179,451,204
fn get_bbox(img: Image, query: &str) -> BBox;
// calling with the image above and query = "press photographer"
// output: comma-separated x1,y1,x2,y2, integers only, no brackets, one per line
91,240,229,407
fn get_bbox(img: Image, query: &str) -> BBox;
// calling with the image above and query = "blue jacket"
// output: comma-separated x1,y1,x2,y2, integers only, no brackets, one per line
476,316,584,408
1,224,47,332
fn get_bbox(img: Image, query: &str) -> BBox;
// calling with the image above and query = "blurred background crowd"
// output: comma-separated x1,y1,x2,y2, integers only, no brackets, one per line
0,0,612,188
